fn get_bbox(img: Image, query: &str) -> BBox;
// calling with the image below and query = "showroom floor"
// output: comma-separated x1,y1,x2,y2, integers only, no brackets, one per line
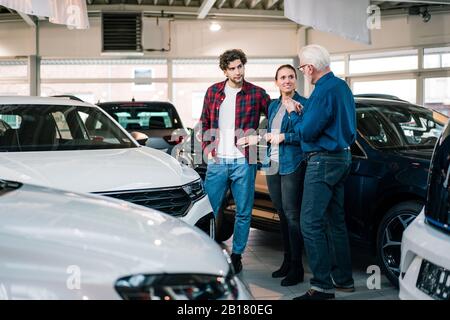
222,228,399,300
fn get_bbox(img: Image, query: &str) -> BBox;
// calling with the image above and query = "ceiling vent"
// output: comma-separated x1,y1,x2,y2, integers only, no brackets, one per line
102,12,143,53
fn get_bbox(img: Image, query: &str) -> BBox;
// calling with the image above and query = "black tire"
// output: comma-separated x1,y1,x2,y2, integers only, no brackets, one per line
376,200,423,288
215,193,235,243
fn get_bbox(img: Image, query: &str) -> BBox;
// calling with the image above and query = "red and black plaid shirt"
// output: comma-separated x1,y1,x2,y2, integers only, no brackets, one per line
201,79,271,160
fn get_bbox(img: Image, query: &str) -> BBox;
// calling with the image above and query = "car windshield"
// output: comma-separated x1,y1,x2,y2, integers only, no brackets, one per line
99,103,183,131
0,104,136,152
356,102,448,150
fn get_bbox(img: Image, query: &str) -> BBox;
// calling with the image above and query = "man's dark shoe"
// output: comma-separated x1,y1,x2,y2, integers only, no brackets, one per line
230,253,242,274
293,289,335,300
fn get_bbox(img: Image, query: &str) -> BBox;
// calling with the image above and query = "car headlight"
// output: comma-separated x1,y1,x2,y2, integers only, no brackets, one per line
182,179,205,201
114,271,239,300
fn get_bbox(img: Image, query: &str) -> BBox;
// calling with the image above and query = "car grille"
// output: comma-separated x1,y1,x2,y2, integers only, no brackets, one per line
97,187,192,217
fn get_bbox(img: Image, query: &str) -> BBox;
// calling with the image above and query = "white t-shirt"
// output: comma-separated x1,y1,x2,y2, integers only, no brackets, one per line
217,84,244,159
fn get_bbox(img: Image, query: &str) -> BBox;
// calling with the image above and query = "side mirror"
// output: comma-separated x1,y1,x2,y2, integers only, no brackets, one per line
131,131,149,146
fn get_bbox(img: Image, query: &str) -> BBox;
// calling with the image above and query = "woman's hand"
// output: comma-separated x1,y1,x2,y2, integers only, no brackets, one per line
264,133,285,145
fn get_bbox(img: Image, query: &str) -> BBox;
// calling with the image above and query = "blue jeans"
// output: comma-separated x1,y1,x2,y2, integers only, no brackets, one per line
300,150,354,293
204,158,257,254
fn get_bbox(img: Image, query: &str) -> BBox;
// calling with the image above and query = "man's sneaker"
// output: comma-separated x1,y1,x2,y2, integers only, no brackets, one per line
293,289,335,300
230,253,242,274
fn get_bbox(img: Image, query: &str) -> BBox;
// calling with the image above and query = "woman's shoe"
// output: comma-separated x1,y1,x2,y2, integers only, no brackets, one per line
280,262,304,286
272,254,290,278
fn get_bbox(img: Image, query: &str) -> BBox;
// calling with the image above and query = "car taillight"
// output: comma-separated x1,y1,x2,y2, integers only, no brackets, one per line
164,135,184,145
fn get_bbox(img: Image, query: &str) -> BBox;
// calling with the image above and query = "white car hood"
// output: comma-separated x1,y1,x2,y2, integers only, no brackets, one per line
0,183,228,299
0,147,199,192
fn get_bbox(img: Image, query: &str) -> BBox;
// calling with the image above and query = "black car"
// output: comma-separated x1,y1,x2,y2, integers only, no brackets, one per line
177,95,448,287
97,101,188,154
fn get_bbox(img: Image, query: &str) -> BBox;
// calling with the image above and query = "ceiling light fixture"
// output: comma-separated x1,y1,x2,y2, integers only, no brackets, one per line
209,21,221,32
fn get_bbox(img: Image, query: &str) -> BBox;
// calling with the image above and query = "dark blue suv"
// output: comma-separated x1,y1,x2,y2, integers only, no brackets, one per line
177,95,448,287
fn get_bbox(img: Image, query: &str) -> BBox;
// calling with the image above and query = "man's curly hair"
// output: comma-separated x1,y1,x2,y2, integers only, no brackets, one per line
219,49,247,71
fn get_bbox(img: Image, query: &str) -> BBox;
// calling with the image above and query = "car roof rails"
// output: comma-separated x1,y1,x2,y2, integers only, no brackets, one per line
51,95,84,102
353,94,406,102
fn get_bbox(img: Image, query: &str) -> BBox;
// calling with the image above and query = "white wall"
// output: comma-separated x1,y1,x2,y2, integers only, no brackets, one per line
0,21,35,56
0,17,299,59
307,12,450,54
1,12,449,59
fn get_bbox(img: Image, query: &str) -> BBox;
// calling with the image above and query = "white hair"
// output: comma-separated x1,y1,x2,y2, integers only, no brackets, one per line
299,45,330,71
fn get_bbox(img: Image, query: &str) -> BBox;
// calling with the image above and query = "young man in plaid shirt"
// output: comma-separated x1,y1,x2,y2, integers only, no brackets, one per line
201,49,271,273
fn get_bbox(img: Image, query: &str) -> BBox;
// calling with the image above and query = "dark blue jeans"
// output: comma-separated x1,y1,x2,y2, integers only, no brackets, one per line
300,150,354,293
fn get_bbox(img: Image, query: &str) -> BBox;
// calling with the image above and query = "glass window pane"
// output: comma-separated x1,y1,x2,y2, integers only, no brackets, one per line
331,56,345,75
173,82,211,128
251,81,280,99
173,59,220,78
424,77,450,115
349,50,418,74
41,82,168,105
246,59,295,78
0,59,28,79
41,59,168,79
173,58,294,79
0,84,30,96
424,47,450,69
352,79,416,103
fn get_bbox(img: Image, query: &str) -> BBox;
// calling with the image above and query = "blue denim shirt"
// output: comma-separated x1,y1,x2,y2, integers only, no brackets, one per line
264,91,306,175
289,72,356,153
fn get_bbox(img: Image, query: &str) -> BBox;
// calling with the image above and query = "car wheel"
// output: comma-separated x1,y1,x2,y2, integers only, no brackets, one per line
376,200,423,288
215,193,235,243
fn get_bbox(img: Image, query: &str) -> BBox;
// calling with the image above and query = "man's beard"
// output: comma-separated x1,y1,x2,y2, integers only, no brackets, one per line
229,77,243,86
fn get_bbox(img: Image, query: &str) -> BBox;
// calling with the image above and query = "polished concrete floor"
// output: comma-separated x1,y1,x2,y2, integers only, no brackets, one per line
222,228,399,300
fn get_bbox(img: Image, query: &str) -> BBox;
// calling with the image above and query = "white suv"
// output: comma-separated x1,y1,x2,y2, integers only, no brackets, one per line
399,121,450,300
0,96,214,238
0,179,251,300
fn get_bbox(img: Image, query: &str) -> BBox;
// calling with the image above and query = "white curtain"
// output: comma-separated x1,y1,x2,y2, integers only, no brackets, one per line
0,0,89,29
284,0,371,44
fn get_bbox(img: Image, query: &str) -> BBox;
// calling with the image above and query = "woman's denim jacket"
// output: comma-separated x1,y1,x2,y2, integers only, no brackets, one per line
262,91,306,175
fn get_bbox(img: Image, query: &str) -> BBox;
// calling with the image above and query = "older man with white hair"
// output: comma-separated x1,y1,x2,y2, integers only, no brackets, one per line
284,44,356,300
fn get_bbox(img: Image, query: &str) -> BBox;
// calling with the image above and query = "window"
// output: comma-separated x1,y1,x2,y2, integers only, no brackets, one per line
424,77,450,115
357,103,446,150
173,82,212,128
0,114,21,129
245,59,295,78
41,82,168,104
330,56,345,76
173,59,219,78
0,59,29,95
41,59,167,79
52,111,73,139
424,47,450,69
0,104,135,152
352,79,416,103
349,50,418,74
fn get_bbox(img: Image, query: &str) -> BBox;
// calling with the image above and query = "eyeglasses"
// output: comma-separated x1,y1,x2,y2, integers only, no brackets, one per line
297,64,311,72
